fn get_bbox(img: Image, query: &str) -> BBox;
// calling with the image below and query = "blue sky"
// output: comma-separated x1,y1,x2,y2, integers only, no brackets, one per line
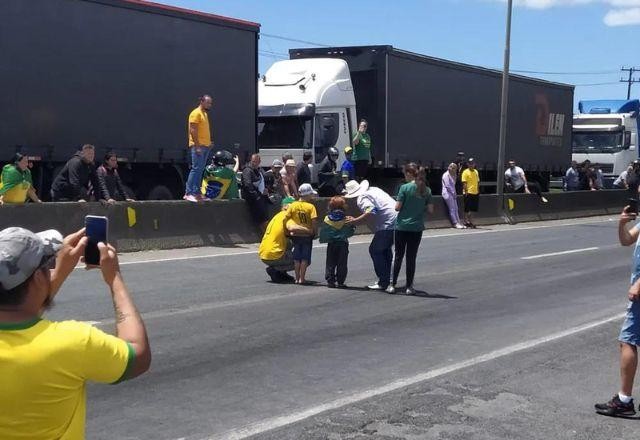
163,0,639,108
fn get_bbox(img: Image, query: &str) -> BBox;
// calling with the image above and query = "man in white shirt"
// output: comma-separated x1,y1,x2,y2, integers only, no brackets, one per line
504,160,548,203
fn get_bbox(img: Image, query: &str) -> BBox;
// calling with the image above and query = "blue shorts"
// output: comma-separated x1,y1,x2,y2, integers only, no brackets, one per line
292,237,313,263
619,300,640,346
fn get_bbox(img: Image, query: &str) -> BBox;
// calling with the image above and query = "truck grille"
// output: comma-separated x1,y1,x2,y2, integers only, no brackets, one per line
598,164,614,173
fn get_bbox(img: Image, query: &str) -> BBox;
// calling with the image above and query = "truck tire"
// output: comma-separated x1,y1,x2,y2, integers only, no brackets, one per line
146,185,175,200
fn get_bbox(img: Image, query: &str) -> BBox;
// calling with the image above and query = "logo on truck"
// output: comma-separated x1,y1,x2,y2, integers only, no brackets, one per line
535,93,565,147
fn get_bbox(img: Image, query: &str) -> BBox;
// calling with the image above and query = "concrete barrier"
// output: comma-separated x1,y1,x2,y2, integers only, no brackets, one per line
0,190,627,252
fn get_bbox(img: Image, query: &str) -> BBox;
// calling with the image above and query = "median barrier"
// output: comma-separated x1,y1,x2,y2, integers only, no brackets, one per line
0,190,627,252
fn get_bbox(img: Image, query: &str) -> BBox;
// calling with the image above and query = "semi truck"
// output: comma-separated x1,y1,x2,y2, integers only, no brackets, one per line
572,99,640,188
258,45,574,192
0,0,259,200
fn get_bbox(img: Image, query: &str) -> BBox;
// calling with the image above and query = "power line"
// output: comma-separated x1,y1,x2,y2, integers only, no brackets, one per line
260,33,330,47
573,81,621,87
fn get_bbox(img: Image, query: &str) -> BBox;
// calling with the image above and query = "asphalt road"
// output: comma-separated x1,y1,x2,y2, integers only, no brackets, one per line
44,215,640,439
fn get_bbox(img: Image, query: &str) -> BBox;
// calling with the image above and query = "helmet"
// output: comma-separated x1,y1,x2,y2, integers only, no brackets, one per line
328,147,339,160
212,150,233,167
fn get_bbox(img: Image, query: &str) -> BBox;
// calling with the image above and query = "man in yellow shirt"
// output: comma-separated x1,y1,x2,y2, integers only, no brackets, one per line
461,157,480,228
185,94,213,202
0,227,151,439
259,196,311,283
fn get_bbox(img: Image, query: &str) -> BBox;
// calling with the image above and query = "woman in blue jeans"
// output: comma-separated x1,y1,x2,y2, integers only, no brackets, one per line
388,163,433,295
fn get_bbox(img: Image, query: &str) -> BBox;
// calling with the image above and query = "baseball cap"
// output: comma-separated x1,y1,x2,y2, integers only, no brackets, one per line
0,227,63,290
344,146,353,154
285,159,296,167
298,183,318,197
272,159,284,168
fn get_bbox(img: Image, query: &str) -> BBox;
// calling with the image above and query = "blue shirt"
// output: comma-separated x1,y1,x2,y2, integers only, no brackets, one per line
341,160,355,181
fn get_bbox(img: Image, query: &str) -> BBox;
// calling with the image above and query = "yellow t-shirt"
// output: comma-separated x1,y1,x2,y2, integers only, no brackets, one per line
188,107,211,147
286,200,318,230
461,168,480,195
259,210,290,261
0,318,134,440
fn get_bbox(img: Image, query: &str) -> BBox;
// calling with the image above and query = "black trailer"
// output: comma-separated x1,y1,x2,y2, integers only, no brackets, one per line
0,0,259,199
290,46,574,191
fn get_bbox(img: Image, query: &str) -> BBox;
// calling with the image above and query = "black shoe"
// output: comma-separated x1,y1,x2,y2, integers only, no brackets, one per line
337,283,348,289
327,282,337,288
265,266,280,282
595,395,636,417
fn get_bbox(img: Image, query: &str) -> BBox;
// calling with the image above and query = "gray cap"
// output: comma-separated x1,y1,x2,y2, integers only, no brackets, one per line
0,227,63,290
272,159,284,168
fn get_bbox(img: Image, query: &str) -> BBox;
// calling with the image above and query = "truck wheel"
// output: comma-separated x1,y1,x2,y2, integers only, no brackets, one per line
146,185,175,200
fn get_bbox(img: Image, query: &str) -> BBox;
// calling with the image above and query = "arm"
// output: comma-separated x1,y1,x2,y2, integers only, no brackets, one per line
114,170,134,201
233,156,240,173
189,123,200,149
67,159,83,200
99,242,151,379
95,167,112,201
619,208,640,246
347,210,372,225
27,187,41,203
352,132,361,145
241,168,258,199
520,171,530,193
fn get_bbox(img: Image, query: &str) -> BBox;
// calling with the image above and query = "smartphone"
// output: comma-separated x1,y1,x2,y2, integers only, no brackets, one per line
628,198,639,215
85,215,108,266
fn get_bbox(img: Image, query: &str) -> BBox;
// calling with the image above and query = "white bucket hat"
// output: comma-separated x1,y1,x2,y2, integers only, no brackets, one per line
343,180,370,198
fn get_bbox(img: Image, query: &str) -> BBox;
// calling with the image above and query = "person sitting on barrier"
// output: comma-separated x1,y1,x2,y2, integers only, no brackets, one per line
241,154,269,231
441,163,464,229
282,159,299,199
0,227,151,438
259,196,310,283
318,147,340,197
614,163,632,190
264,159,286,203
461,158,480,228
504,160,548,203
50,144,98,202
341,146,355,182
96,152,135,204
201,150,240,200
287,183,318,284
564,160,580,191
0,153,42,205
591,164,604,190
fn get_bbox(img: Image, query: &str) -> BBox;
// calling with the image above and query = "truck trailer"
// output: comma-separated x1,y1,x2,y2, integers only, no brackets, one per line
0,0,259,200
258,45,574,192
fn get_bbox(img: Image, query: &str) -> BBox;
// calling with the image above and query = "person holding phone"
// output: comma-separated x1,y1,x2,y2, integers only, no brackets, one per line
595,204,640,417
352,119,371,181
0,227,151,439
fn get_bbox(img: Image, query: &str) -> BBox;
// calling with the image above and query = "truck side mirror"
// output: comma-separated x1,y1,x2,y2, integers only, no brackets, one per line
625,131,632,149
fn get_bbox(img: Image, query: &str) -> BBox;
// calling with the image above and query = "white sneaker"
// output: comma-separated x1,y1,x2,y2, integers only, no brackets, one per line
367,283,383,290
455,224,466,229
386,285,396,294
405,287,416,295
184,194,198,203
541,196,548,203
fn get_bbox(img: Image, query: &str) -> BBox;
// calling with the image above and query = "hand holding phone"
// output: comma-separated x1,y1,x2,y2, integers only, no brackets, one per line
626,198,639,215
84,215,108,266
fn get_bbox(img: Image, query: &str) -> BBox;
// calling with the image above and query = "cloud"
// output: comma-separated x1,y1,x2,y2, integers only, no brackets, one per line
604,7,640,25
494,0,640,26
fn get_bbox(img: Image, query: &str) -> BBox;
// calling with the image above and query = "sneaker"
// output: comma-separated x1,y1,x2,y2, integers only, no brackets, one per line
405,287,416,295
595,395,636,417
337,284,348,289
455,224,466,229
386,285,396,294
327,282,337,288
367,283,384,290
541,196,548,203
184,194,198,203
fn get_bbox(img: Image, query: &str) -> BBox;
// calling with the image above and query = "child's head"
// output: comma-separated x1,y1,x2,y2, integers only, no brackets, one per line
328,196,347,211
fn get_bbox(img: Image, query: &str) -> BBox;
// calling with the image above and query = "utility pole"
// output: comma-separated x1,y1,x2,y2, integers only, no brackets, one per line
621,67,640,100
496,0,513,221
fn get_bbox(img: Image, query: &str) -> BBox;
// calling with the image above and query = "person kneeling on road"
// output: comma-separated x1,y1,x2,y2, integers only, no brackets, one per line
0,227,150,439
259,196,312,283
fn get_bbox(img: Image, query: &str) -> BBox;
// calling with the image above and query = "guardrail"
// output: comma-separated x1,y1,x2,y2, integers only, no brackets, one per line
0,190,627,252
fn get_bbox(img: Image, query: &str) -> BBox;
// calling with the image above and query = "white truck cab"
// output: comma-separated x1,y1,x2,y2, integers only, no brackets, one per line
572,99,639,187
257,58,357,181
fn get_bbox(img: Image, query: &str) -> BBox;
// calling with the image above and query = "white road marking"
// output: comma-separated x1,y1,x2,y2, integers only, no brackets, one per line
521,247,600,260
78,217,611,268
214,312,625,440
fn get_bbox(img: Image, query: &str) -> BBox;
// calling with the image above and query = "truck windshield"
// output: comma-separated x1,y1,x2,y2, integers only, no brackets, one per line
572,132,624,154
258,117,313,149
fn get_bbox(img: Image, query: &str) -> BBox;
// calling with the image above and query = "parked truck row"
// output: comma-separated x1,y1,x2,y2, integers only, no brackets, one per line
2,0,582,199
